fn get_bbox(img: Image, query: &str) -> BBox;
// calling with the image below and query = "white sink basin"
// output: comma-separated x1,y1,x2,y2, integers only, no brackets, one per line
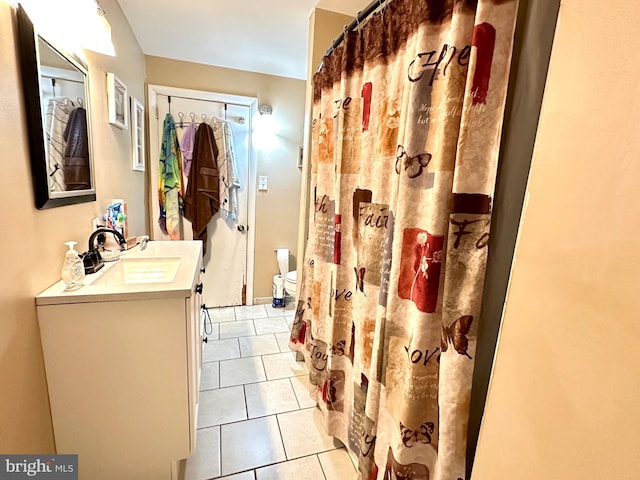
92,257,182,285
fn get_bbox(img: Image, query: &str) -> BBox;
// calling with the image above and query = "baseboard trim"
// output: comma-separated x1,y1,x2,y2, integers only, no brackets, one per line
253,297,272,305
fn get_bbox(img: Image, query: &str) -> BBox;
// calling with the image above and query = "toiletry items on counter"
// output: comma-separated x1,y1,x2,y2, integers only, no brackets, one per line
61,241,85,291
104,199,127,238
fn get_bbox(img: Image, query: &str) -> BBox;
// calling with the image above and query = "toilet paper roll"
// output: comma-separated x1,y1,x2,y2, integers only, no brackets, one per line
273,275,285,299
276,248,290,276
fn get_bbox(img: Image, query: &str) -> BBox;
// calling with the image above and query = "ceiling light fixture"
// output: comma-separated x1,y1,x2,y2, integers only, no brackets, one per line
18,0,115,56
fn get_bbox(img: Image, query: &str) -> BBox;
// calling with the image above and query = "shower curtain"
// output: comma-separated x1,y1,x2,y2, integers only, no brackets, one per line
290,0,518,478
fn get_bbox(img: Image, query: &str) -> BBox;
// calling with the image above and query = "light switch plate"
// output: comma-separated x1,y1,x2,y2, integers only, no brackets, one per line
259,176,268,191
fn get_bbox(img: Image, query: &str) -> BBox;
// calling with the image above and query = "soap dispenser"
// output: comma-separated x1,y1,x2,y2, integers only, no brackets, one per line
61,241,85,291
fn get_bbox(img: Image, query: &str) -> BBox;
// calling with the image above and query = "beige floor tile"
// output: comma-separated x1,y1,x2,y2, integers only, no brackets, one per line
218,472,254,480
200,361,219,391
239,334,280,357
235,305,268,320
262,352,308,380
185,426,220,480
289,375,318,409
265,305,288,317
253,317,290,335
198,386,246,427
274,332,292,353
255,455,325,480
220,416,286,475
245,378,300,418
220,357,267,387
209,306,236,323
220,320,256,339
278,407,340,459
318,449,357,480
203,338,240,362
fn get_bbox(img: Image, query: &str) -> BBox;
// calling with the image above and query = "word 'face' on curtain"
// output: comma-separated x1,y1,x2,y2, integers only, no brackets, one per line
291,0,519,478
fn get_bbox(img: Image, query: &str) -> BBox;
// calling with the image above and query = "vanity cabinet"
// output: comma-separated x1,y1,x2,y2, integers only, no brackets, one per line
36,241,203,480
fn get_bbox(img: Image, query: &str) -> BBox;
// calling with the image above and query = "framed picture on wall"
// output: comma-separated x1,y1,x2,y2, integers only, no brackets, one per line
131,97,145,171
107,72,128,129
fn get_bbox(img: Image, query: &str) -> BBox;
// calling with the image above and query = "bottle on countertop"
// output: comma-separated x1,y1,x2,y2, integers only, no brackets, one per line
61,241,85,291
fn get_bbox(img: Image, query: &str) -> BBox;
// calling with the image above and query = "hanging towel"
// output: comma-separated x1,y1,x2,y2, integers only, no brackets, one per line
213,119,241,221
158,113,183,240
183,122,219,255
46,97,73,191
180,121,196,189
63,107,90,190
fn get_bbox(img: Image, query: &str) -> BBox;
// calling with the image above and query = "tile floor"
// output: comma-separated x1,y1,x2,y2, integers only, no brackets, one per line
185,304,357,480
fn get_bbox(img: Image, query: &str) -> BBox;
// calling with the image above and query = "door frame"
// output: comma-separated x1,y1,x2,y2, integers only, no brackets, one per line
147,84,258,305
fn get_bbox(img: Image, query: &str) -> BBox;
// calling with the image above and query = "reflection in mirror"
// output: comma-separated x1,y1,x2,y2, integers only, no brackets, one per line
16,4,96,209
39,38,91,193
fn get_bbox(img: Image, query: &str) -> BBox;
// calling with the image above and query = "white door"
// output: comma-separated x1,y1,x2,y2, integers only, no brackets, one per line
149,91,253,307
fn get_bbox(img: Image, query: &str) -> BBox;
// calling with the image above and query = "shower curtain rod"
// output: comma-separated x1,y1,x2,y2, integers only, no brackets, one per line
318,0,389,71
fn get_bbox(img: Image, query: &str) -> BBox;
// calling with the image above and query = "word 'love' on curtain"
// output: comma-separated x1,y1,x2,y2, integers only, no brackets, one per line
290,0,518,478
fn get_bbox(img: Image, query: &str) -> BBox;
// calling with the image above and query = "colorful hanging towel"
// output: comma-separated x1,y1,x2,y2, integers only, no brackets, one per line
158,113,183,240
180,121,196,189
213,119,241,221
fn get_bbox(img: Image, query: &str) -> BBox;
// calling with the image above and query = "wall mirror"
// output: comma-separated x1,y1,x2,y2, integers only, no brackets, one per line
16,4,96,209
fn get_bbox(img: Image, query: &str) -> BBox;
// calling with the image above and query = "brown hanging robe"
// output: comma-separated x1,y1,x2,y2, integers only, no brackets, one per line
183,122,219,255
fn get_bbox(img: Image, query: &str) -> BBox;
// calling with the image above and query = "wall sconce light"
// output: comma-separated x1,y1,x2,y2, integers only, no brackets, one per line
83,1,115,56
18,0,115,56
253,104,279,150
259,104,273,116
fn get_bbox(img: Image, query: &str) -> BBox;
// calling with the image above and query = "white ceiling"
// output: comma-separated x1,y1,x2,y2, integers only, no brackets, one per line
116,0,371,80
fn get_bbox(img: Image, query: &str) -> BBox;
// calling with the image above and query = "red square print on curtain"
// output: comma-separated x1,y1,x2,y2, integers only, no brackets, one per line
398,228,444,313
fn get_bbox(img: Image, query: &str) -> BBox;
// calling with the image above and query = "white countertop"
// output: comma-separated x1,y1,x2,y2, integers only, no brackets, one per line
36,240,203,306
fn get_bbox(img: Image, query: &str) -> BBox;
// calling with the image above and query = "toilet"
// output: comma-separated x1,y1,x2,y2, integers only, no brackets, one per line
283,270,297,298
276,249,297,300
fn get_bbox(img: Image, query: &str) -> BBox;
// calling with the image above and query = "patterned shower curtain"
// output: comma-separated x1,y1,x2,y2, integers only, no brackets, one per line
290,0,518,478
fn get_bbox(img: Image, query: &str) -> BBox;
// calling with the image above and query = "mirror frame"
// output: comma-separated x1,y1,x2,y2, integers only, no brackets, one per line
15,4,96,209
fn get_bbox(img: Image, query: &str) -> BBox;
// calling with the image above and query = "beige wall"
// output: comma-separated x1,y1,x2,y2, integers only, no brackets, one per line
472,2,640,478
0,0,146,452
145,56,305,299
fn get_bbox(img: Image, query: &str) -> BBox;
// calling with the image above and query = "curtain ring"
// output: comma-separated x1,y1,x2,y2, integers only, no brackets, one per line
356,11,361,28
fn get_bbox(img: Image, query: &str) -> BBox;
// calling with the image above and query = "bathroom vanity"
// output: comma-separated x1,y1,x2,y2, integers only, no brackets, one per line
36,241,203,480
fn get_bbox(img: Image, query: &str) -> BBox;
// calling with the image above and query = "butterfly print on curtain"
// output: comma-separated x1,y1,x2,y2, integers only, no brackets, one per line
441,315,473,359
399,421,435,447
395,145,432,179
